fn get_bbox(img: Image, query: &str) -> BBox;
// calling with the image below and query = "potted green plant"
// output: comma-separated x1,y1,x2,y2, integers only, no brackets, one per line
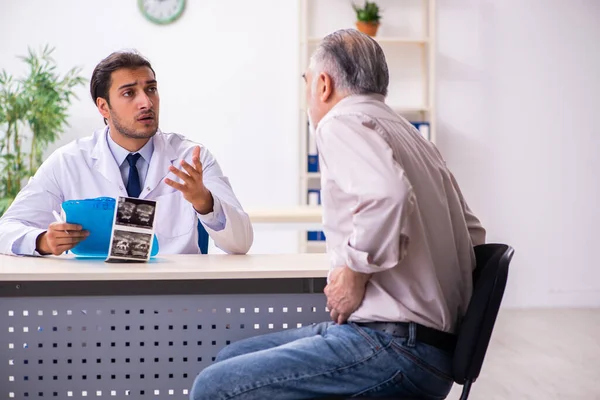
353,1,382,37
0,45,85,215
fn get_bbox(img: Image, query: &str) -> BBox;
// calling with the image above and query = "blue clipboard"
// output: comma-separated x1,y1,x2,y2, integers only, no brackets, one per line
61,197,159,258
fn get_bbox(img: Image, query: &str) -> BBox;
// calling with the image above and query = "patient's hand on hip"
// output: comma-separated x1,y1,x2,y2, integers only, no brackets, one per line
325,266,371,324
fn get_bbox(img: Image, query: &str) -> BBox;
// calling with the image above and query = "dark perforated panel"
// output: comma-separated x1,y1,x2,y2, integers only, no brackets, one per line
1,293,329,399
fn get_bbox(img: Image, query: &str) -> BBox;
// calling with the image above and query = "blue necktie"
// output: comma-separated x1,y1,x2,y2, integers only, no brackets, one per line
126,153,142,198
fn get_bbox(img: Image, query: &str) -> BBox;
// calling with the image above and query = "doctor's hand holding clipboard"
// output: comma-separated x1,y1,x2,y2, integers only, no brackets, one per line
34,211,90,256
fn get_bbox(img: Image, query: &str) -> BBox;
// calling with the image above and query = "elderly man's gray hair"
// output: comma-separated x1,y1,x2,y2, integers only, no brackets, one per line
309,29,389,97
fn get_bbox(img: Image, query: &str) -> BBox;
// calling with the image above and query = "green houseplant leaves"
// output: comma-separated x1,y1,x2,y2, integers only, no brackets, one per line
0,45,86,216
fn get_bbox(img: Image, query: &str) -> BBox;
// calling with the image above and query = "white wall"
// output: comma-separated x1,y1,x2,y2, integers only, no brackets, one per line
2,0,599,307
436,0,600,307
0,0,301,254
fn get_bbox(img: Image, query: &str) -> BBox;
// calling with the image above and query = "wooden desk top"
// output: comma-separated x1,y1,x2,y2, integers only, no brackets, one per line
0,253,330,282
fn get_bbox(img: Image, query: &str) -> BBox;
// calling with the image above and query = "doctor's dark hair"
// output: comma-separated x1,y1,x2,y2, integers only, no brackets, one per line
90,50,156,107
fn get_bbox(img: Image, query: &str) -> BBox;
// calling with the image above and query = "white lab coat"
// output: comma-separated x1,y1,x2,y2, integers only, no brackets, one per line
0,127,253,256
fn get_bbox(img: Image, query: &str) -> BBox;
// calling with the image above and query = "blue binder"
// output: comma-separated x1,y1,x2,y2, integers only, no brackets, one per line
307,154,319,173
307,189,321,205
61,197,159,258
307,231,326,241
410,121,430,140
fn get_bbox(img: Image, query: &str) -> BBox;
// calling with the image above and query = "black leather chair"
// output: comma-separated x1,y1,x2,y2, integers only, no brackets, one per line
323,243,514,400
452,243,514,400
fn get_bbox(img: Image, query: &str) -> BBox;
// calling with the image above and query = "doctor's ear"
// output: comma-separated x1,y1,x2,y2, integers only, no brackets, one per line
96,97,110,121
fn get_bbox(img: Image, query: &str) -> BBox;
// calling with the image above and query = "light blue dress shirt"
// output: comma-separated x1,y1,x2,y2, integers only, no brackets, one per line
106,131,154,189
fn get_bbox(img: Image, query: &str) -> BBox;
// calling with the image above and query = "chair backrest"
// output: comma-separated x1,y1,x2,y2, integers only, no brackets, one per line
452,243,514,384
197,221,209,254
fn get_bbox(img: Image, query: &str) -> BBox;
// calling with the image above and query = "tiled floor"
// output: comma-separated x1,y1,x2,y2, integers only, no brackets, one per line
447,309,600,399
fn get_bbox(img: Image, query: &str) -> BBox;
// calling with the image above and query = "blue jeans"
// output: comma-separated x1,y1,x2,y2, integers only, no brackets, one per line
190,321,454,399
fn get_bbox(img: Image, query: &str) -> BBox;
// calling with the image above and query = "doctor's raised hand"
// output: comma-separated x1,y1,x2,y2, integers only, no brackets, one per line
164,146,214,215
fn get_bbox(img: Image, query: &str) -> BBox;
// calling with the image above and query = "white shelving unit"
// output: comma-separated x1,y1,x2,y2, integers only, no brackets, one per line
298,0,436,253
307,36,429,44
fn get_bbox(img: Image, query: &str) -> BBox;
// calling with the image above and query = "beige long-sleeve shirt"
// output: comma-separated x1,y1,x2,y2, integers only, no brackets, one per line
315,94,486,334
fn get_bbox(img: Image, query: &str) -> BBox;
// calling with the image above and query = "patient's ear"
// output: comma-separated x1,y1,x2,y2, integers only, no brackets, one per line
318,72,333,103
97,97,110,120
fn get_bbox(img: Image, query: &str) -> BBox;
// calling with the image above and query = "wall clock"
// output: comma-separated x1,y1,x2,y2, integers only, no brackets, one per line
138,0,186,25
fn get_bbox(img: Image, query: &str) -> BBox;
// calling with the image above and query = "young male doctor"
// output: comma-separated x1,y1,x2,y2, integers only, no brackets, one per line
0,50,253,256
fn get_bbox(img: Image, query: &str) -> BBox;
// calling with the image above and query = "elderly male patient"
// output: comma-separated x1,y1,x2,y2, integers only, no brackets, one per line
190,28,486,399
